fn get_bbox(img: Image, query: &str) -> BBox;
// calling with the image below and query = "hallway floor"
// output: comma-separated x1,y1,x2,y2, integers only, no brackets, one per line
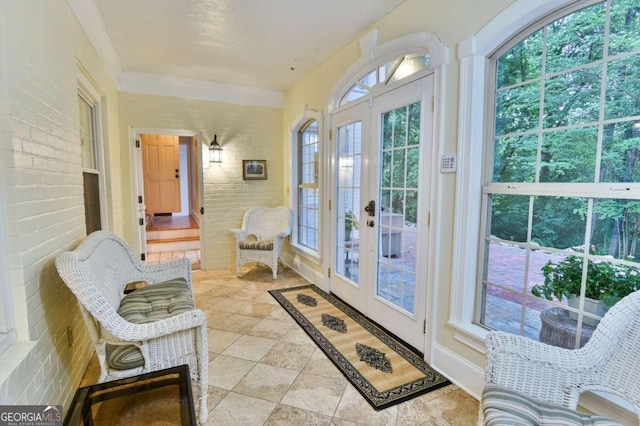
79,266,479,425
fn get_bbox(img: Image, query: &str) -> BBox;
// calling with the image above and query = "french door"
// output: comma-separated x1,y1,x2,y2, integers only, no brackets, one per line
330,76,433,351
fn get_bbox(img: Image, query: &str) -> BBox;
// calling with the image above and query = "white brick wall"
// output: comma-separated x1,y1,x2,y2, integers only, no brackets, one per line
118,92,284,270
0,0,122,408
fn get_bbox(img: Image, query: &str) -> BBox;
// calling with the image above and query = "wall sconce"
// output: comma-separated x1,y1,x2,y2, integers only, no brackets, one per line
209,134,222,163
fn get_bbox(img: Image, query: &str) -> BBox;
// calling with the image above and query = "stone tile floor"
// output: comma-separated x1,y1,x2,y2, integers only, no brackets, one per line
80,266,479,425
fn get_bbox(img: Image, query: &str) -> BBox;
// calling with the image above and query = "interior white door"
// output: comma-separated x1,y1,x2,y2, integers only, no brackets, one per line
330,76,433,351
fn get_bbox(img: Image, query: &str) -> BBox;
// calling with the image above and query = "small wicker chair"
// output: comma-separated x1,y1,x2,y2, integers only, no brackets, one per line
481,290,640,425
231,206,292,279
55,231,208,423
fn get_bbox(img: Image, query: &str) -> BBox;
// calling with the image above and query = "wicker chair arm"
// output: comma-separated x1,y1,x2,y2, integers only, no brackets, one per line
102,309,207,342
230,228,248,241
135,258,192,285
274,230,291,238
487,331,596,373
486,331,598,407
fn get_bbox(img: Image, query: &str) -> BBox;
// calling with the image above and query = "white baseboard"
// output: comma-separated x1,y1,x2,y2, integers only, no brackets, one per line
431,342,484,400
281,252,324,287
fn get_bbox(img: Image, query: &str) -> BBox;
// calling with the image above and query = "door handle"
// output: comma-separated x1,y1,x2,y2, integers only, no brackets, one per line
367,219,375,228
364,200,376,217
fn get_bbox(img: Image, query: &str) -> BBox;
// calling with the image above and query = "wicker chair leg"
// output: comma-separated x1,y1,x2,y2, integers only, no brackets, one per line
197,324,209,424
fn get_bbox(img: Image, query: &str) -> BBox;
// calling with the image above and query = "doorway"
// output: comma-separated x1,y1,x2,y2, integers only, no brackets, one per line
329,76,433,351
132,131,203,270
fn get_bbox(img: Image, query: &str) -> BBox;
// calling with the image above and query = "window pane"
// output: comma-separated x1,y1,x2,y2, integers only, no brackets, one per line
360,70,377,88
531,196,587,249
408,102,421,145
496,30,543,88
393,107,407,148
297,120,319,251
490,194,530,243
340,84,369,106
392,149,405,188
545,2,605,74
592,198,640,259
493,135,538,182
406,147,419,188
601,119,640,183
495,82,540,136
387,55,430,85
539,127,597,183
543,65,602,128
609,0,640,56
605,55,640,120
79,95,96,170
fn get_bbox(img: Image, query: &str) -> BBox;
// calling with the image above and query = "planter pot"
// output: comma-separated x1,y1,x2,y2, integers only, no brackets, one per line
568,295,608,327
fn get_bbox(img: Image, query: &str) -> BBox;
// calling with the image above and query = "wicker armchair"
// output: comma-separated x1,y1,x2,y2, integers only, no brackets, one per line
55,231,208,423
481,290,640,425
231,206,292,279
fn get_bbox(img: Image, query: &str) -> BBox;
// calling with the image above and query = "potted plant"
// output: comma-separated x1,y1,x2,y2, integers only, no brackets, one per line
532,253,640,326
344,211,359,241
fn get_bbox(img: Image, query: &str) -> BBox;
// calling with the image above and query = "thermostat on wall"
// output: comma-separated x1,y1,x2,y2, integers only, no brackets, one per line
440,154,457,173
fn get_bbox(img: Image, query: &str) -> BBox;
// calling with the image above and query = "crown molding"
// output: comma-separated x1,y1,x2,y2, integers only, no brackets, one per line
66,0,122,85
118,72,284,108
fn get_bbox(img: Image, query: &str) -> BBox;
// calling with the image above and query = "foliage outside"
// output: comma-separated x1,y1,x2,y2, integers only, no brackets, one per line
531,252,640,307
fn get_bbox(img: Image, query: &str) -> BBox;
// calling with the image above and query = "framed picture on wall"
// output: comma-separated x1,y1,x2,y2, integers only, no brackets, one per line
243,160,267,180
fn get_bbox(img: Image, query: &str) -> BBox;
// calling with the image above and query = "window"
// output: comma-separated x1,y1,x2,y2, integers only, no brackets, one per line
454,0,640,350
339,54,430,107
297,120,319,252
291,112,322,261
78,78,106,234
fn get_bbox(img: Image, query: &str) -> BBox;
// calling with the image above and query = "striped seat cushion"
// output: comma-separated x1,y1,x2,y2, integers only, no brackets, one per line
105,278,194,370
239,240,274,250
482,385,623,426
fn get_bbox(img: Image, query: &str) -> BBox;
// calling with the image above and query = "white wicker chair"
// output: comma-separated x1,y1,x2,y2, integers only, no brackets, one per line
481,290,640,425
231,206,292,279
55,231,208,424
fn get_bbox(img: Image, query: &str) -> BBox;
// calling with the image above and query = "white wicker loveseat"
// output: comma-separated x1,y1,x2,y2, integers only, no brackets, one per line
481,290,640,425
55,231,208,423
231,206,292,279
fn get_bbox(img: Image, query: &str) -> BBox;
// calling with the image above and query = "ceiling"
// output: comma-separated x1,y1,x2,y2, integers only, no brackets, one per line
81,0,407,94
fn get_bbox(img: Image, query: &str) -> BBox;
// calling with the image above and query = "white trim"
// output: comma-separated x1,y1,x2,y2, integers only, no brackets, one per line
66,0,122,86
328,31,449,112
289,106,323,264
281,252,325,288
431,342,485,400
118,72,284,108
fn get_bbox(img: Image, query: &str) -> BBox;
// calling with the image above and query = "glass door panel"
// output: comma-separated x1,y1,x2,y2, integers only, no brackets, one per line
335,121,362,282
376,102,421,313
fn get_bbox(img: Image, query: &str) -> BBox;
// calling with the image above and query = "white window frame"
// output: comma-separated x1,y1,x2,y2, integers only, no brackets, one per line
450,0,594,352
78,71,109,232
290,107,323,263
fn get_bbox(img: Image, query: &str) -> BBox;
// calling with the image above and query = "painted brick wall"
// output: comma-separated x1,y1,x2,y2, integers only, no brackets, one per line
0,0,123,407
118,92,284,270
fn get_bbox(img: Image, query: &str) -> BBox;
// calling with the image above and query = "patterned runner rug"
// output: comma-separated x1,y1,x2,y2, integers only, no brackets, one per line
269,284,451,410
